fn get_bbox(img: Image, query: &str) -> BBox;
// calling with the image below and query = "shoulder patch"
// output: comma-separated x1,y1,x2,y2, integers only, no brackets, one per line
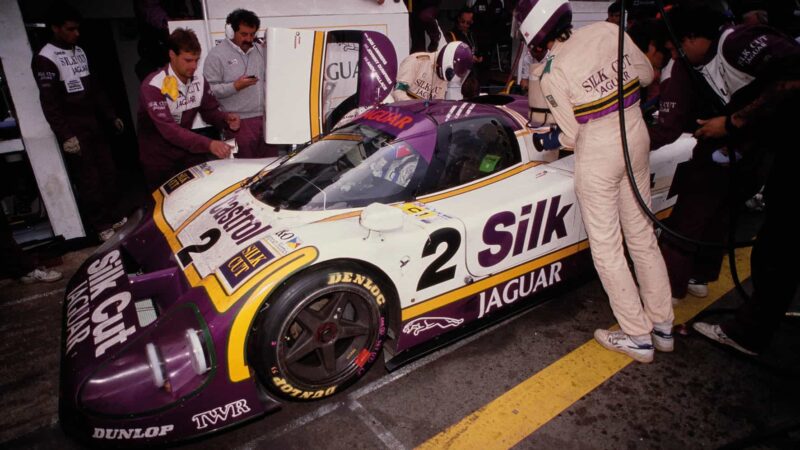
545,95,558,108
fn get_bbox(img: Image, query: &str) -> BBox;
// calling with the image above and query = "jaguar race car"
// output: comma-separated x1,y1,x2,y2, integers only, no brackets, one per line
59,95,693,444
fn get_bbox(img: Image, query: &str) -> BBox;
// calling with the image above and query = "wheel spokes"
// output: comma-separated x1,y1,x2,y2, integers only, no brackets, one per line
336,319,370,339
284,331,319,364
318,344,338,374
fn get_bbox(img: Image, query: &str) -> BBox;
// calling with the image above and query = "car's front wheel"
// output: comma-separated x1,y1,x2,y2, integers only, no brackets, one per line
251,265,388,401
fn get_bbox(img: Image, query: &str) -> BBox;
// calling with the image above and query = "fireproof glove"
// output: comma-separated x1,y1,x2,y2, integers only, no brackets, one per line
533,127,561,151
62,136,80,154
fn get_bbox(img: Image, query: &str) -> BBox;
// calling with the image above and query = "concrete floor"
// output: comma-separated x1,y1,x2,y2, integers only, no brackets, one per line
1,240,799,449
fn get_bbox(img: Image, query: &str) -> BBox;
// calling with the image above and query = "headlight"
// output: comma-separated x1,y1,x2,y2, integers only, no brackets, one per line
79,304,215,417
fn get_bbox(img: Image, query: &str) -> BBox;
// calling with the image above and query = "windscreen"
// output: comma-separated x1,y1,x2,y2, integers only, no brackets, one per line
250,123,429,210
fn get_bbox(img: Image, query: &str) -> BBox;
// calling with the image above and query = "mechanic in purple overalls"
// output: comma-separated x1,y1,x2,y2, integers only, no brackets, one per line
31,4,128,241
138,28,240,189
662,4,800,356
644,11,734,304
517,0,674,363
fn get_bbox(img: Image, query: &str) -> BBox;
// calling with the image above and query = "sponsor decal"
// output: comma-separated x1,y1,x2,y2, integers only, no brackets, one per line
354,348,371,368
219,241,275,288
163,169,196,194
399,202,449,223
272,377,337,399
580,54,634,96
403,316,464,336
265,229,303,255
65,250,136,358
360,109,414,130
92,425,174,440
444,102,477,122
478,195,573,267
478,262,562,318
207,195,272,245
191,399,251,430
327,272,386,306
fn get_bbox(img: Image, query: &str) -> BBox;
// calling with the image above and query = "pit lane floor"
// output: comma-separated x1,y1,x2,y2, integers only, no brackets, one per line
2,233,799,449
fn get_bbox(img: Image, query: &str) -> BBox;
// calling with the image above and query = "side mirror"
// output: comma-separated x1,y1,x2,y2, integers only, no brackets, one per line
359,203,404,232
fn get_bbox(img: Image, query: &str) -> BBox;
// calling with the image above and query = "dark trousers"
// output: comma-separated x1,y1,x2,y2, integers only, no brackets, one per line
722,150,800,352
0,210,34,278
659,158,729,298
64,130,122,232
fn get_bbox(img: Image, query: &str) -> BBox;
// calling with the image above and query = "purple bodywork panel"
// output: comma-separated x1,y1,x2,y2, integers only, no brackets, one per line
59,217,280,446
358,31,398,108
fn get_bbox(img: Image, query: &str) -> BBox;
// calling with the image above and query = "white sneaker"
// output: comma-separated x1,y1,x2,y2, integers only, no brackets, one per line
687,279,708,298
20,267,63,284
98,228,115,242
651,328,674,352
594,329,654,363
111,216,128,230
692,322,758,356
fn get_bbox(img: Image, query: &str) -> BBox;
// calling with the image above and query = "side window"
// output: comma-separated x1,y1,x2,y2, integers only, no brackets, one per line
419,116,521,194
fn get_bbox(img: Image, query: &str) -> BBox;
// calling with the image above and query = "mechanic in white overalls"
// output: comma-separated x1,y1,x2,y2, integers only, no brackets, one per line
516,0,673,363
392,41,474,101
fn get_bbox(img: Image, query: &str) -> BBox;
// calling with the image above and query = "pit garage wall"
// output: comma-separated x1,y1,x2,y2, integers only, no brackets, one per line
0,0,84,239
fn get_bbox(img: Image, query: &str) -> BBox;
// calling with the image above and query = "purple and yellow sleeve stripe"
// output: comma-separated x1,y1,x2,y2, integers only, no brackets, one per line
573,79,641,124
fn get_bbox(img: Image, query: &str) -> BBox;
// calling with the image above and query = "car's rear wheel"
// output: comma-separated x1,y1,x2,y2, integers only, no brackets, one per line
251,265,387,401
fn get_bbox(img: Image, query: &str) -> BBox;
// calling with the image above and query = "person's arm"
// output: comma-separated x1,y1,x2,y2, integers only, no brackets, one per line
140,83,214,153
197,77,231,131
648,60,695,150
31,55,72,142
203,49,238,99
540,67,578,149
696,33,800,139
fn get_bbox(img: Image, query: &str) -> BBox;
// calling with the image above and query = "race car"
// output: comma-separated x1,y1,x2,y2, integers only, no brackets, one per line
58,93,693,445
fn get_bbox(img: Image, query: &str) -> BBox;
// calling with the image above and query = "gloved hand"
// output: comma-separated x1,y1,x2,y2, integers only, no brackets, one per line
62,136,80,154
113,118,124,134
532,126,561,151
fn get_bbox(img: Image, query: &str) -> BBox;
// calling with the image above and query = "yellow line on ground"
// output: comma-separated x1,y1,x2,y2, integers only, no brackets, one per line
418,248,752,450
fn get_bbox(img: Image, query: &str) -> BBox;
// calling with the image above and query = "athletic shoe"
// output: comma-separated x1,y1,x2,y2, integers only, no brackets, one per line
20,267,63,284
651,328,674,352
687,279,709,298
98,228,115,242
692,322,758,356
594,329,654,363
111,216,128,230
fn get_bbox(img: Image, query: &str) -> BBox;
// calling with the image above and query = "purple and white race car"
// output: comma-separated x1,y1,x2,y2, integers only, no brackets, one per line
58,30,693,446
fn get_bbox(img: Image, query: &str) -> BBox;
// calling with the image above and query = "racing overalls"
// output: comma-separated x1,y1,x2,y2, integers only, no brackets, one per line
31,42,123,232
540,22,673,336
392,52,448,101
698,26,800,351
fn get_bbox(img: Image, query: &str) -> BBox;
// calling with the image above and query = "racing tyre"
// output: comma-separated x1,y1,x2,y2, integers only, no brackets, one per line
251,265,388,401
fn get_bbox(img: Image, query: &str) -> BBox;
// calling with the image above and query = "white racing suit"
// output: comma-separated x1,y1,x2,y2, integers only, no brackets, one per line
540,22,673,336
392,52,448,101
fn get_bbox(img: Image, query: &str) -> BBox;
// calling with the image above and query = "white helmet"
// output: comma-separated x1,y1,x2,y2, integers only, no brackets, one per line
515,0,573,48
